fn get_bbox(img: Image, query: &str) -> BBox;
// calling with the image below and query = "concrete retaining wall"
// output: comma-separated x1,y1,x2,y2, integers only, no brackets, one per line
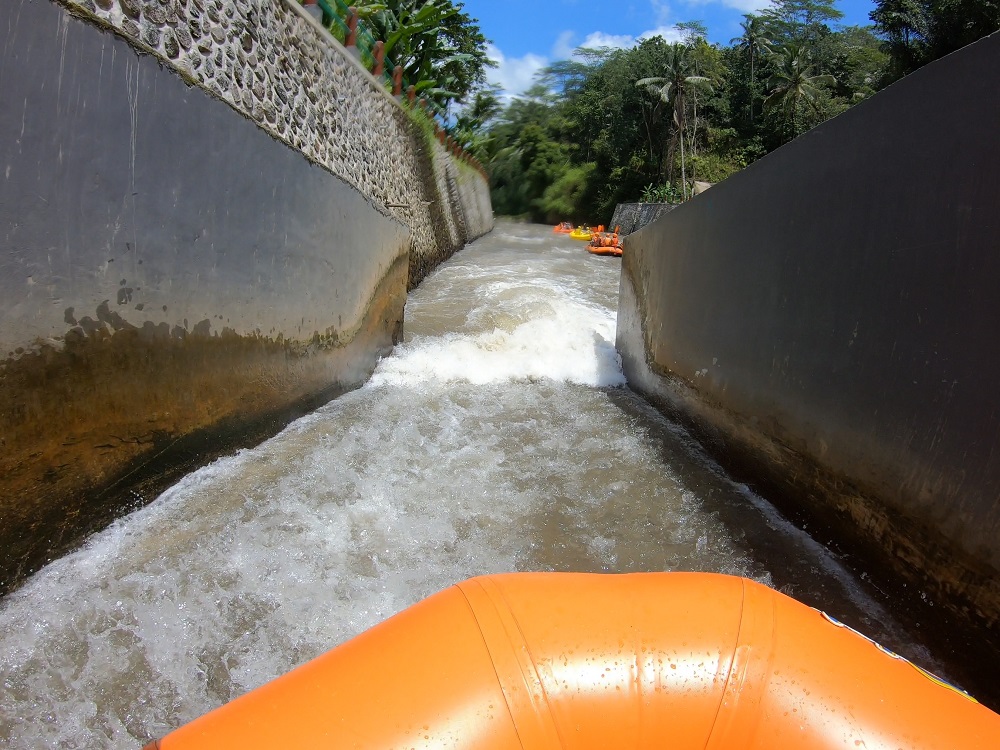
0,0,492,592
617,32,1000,628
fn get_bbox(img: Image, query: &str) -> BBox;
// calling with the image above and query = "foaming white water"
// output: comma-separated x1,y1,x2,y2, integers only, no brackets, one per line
0,222,949,747
372,225,624,388
370,308,622,387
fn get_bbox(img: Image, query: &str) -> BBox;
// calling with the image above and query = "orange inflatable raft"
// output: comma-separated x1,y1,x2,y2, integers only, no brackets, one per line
587,225,623,256
145,573,1000,749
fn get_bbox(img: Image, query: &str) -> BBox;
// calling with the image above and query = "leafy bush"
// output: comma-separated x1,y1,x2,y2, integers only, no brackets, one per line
539,164,597,222
640,183,684,204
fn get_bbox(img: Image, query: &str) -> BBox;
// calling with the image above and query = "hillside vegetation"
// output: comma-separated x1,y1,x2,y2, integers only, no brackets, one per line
449,0,999,224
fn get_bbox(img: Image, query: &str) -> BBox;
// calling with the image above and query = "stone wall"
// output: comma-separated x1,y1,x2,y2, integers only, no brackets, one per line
0,0,491,593
616,32,1000,630
57,0,492,270
608,203,675,236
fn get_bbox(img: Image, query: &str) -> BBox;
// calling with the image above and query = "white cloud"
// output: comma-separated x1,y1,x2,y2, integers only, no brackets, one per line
637,25,685,43
485,43,548,99
485,19,687,100
651,0,673,25
682,0,772,13
568,25,685,54
579,31,637,50
552,30,577,60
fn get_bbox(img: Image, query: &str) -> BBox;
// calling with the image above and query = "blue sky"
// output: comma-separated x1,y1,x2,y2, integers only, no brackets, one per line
462,0,879,97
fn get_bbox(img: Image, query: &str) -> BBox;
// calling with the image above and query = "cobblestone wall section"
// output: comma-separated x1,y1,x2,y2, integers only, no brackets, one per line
456,162,493,241
430,141,462,249
62,0,492,266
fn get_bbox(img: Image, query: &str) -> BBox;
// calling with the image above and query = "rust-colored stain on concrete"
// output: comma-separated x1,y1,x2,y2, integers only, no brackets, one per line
0,258,408,594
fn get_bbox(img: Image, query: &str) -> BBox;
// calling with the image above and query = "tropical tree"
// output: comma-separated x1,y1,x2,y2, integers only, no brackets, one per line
452,84,503,157
539,163,597,222
686,38,726,164
731,14,770,123
870,0,1000,79
763,43,836,140
762,0,845,46
869,0,928,75
346,0,493,111
636,44,714,199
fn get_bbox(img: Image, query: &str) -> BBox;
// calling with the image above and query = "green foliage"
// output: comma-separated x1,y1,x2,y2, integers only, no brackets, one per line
870,0,1000,79
687,150,745,184
475,0,959,222
326,0,493,113
640,183,684,204
539,164,597,222
451,84,503,159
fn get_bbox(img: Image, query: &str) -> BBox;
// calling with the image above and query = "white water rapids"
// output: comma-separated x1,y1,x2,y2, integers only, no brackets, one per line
0,221,952,747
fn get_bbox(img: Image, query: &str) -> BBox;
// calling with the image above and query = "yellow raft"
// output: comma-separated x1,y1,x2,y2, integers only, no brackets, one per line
145,573,1000,749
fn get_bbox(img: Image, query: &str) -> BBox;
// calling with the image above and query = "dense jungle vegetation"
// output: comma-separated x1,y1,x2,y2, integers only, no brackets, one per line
444,0,999,224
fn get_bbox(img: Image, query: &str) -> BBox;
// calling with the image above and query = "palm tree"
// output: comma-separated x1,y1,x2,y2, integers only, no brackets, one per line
686,38,725,167
636,44,713,200
730,14,770,123
763,43,836,140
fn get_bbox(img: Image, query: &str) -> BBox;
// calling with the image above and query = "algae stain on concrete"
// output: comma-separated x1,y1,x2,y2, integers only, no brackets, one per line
0,255,409,595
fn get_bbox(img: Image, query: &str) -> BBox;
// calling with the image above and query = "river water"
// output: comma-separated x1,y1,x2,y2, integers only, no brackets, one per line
0,221,973,747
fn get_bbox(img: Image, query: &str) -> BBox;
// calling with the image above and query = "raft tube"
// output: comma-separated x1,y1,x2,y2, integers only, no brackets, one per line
587,242,622,257
145,573,1000,749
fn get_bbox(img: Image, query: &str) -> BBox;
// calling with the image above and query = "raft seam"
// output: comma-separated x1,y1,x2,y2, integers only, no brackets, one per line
480,577,570,750
705,580,777,749
457,577,567,750
455,580,530,750
703,577,749,750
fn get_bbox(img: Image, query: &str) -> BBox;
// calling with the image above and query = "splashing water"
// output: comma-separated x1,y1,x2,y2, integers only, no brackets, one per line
0,221,949,747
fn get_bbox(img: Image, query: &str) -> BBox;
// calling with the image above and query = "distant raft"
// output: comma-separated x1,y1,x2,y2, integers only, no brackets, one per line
569,227,593,241
144,572,1000,750
553,221,573,233
588,226,623,256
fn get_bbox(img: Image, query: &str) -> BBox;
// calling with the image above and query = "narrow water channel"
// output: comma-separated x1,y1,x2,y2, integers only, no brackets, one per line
0,221,975,747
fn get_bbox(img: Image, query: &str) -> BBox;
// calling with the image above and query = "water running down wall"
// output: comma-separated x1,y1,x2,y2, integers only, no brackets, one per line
0,0,492,593
617,31,1000,631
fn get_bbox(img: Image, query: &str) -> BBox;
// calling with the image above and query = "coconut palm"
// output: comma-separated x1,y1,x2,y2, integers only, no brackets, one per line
763,43,836,140
731,14,770,123
636,44,713,200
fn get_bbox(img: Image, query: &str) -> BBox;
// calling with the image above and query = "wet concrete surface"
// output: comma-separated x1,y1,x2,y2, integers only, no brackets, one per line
1,257,408,595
